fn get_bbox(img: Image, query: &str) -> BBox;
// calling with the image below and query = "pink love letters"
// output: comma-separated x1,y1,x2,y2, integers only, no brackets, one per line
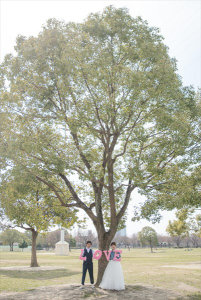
79,249,87,261
93,249,102,260
103,250,112,261
79,249,122,261
113,249,122,261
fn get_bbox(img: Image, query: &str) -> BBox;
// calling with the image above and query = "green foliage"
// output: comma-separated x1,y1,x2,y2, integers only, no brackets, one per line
18,240,28,251
23,230,32,245
132,90,201,222
138,226,158,251
166,209,191,238
188,212,201,238
0,5,199,237
36,243,43,250
0,229,24,250
0,167,79,233
69,237,76,247
193,215,201,237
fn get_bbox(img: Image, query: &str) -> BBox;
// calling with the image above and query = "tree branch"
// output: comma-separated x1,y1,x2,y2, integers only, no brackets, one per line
117,180,136,224
58,173,98,223
35,175,68,207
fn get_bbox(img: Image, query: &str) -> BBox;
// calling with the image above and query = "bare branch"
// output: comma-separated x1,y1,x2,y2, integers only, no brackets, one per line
35,175,67,207
113,111,143,162
58,173,98,223
117,180,136,223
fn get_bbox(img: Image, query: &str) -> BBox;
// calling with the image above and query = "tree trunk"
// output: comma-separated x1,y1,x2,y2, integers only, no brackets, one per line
95,232,115,286
10,243,14,251
150,242,153,253
31,230,39,267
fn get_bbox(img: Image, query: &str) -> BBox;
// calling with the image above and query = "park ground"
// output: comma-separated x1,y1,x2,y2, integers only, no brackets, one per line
0,248,201,299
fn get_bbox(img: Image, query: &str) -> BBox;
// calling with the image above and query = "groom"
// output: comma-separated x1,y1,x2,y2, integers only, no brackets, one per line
80,241,94,288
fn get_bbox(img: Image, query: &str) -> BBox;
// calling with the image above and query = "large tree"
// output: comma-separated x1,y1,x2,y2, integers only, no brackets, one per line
0,168,78,266
0,6,199,284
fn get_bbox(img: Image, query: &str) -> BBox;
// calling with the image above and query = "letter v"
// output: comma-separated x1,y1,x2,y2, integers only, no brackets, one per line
103,250,112,261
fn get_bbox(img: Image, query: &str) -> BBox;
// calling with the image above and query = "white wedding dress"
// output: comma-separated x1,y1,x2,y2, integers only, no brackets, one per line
99,259,125,291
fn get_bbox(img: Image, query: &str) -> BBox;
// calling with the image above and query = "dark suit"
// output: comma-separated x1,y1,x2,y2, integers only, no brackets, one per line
81,248,94,285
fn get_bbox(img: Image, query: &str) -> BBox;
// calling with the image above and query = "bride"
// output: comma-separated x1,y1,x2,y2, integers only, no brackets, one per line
99,242,125,291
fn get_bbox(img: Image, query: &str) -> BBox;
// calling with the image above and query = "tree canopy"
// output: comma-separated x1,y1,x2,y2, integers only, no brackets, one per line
0,229,25,251
0,166,79,232
138,226,158,252
0,5,200,283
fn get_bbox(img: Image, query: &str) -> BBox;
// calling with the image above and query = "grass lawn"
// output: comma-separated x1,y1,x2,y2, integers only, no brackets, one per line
0,248,201,297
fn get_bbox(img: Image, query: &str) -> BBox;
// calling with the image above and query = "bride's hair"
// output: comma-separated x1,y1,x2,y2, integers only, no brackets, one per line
111,242,116,246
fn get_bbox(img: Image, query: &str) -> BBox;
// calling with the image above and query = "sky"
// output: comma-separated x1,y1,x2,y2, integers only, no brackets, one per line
0,0,200,236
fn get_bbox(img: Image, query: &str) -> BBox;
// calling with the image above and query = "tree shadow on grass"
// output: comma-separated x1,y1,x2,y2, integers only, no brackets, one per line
0,269,79,280
175,294,201,300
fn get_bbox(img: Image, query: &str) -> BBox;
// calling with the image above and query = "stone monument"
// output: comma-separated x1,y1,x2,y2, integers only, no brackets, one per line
55,228,69,256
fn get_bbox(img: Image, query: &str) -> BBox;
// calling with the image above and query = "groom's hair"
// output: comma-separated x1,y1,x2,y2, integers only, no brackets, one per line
111,242,116,246
86,241,92,245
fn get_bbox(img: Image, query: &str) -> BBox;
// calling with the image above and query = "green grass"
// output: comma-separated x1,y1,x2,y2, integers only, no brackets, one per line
0,248,201,297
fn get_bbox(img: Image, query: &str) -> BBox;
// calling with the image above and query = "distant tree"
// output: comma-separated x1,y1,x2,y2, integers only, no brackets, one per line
114,233,130,247
18,240,28,252
190,234,201,248
156,235,172,247
138,226,158,252
183,236,191,248
36,233,49,249
189,214,201,237
157,234,165,247
34,229,73,249
75,229,97,247
0,229,24,251
44,230,60,249
36,243,43,250
46,229,71,248
69,236,76,247
130,233,138,248
23,231,32,245
166,209,190,247
166,236,173,248
171,236,183,248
